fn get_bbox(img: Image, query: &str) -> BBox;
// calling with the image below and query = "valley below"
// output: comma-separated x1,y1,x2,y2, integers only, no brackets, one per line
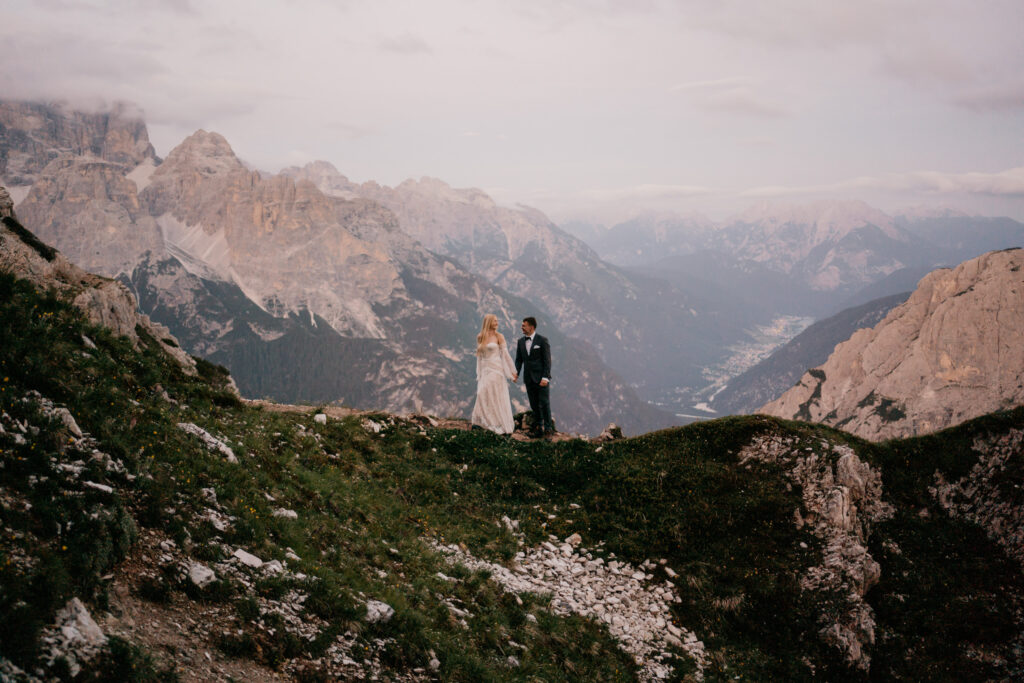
652,315,816,420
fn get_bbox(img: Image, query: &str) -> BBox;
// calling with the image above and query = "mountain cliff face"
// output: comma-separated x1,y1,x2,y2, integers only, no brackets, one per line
0,100,155,188
283,163,752,396
1,102,671,435
711,292,910,415
761,249,1024,440
696,200,931,308
0,196,193,373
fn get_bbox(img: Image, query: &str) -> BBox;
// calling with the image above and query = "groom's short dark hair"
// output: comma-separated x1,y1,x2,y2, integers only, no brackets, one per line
523,316,537,328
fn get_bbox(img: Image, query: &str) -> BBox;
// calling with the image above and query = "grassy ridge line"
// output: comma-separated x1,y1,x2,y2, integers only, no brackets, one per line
0,272,639,680
2,267,1024,681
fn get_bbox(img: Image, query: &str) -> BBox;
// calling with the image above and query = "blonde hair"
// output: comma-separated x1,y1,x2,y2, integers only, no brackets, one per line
476,314,502,354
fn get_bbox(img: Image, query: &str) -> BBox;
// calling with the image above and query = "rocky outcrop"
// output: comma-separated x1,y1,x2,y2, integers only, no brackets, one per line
0,196,195,373
739,433,893,671
39,598,108,677
930,428,1024,569
0,185,14,218
431,532,706,681
16,155,164,276
712,292,909,415
761,249,1024,440
0,100,156,187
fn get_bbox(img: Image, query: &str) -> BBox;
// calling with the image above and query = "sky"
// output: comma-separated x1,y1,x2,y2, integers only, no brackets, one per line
3,0,1024,224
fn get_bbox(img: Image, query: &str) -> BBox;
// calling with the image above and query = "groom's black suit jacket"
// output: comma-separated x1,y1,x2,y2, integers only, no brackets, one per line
515,334,551,385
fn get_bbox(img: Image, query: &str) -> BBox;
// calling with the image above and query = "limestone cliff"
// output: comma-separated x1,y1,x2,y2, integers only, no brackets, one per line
283,163,750,396
17,155,164,276
0,187,194,373
760,249,1024,440
0,100,156,188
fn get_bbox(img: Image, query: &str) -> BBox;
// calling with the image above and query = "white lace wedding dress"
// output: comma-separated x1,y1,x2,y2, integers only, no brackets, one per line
471,341,517,434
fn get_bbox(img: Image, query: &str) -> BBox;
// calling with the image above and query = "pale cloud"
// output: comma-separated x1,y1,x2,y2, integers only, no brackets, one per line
670,77,792,118
378,32,433,55
582,185,715,202
697,91,791,118
953,83,1024,112
2,0,1023,221
670,77,748,92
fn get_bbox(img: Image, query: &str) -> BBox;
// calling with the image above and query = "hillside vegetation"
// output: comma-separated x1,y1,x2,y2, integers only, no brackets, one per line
1,266,1023,681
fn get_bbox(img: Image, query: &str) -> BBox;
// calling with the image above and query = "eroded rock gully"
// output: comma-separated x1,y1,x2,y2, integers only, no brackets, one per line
739,434,893,671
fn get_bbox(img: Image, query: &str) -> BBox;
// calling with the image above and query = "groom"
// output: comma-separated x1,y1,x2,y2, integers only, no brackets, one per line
515,317,554,437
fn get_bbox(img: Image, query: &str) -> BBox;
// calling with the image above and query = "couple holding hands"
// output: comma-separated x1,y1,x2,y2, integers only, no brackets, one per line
471,314,554,437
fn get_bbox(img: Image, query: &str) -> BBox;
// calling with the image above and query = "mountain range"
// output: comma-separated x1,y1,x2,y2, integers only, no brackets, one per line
1,101,670,435
5,98,1024,433
2,210,1024,678
569,201,1024,319
281,163,756,401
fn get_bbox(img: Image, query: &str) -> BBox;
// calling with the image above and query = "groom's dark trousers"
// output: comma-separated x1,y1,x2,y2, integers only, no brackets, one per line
515,334,553,433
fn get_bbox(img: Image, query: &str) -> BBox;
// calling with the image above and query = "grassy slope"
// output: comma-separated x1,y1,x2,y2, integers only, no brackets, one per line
1,270,1023,681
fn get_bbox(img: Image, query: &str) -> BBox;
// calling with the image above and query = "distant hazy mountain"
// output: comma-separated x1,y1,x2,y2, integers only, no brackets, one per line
897,212,1024,263
710,292,910,416
2,101,672,435
559,212,714,267
715,200,932,295
762,249,1024,440
576,201,1024,321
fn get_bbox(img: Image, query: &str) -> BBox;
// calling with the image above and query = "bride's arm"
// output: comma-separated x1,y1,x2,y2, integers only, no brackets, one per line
500,337,517,379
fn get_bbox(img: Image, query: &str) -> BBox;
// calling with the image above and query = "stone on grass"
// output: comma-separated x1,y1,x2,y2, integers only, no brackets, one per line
83,481,113,494
189,562,217,588
41,598,107,676
262,560,285,576
366,599,395,623
53,407,83,438
232,548,264,568
178,422,237,463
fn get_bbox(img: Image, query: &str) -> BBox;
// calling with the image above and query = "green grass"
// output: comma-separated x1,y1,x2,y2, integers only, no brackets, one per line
2,268,1023,681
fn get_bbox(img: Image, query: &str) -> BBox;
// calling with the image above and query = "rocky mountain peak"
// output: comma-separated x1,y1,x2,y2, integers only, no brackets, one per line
158,130,245,179
895,205,971,221
0,99,156,186
395,177,496,209
760,248,1024,440
280,161,359,199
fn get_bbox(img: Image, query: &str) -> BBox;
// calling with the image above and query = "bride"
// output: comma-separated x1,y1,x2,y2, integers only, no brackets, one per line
471,314,518,434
